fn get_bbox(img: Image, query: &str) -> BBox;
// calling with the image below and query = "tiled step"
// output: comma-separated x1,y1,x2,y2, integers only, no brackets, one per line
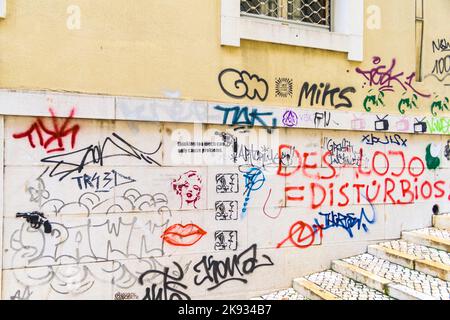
293,270,393,300
402,228,450,252
293,276,340,300
332,254,450,300
433,214,450,231
251,288,307,300
368,240,450,281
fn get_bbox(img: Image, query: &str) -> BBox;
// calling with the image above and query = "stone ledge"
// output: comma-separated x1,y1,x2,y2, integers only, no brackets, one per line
415,259,450,282
292,277,341,300
367,245,417,269
331,260,389,293
402,231,450,252
0,89,448,136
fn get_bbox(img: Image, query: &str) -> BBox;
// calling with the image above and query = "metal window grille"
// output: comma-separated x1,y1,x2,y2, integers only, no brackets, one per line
241,0,331,29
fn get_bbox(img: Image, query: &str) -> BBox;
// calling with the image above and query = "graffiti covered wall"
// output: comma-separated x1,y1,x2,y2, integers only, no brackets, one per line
1,108,448,300
0,0,449,300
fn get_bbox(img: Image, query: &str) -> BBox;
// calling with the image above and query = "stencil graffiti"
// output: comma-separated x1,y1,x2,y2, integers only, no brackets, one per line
216,173,239,193
16,211,52,234
414,118,428,133
275,78,293,98
445,140,450,161
214,231,238,251
396,118,411,132
172,171,202,209
363,89,385,112
176,141,225,155
374,115,389,131
351,115,367,130
430,96,449,116
215,201,238,221
398,93,418,114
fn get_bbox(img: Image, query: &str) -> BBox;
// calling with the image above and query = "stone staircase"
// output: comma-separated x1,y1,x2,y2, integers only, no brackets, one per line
254,214,450,300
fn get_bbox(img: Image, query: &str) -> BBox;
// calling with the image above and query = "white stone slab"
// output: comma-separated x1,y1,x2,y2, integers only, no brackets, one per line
116,97,207,123
2,261,114,300
0,90,115,120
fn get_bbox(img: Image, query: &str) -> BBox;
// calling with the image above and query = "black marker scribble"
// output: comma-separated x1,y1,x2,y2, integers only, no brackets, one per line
41,133,162,181
139,262,191,300
193,244,274,291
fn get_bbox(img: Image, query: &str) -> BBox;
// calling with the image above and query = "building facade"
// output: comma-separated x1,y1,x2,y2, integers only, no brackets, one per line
0,0,448,299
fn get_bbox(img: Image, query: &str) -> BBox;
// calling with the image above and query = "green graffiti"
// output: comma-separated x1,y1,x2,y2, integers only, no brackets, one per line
425,144,440,170
398,93,418,115
363,90,385,112
426,117,450,134
430,96,449,116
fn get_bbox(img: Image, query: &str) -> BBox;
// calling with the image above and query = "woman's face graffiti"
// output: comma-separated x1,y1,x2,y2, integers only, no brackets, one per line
172,171,202,208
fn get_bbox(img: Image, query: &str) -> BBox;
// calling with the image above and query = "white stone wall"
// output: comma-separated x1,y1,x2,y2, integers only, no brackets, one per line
1,111,449,300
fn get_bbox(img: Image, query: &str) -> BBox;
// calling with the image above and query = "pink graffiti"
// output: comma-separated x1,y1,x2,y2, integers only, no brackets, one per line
13,108,80,153
356,56,431,98
172,170,202,209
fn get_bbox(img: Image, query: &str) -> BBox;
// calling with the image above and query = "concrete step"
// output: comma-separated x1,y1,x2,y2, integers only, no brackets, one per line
402,228,450,252
433,214,450,231
368,240,450,281
293,270,393,300
251,288,307,300
332,254,449,300
293,277,340,300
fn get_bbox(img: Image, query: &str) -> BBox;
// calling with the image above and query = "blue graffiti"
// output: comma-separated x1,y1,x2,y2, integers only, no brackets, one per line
362,133,408,147
239,166,266,217
312,206,376,238
214,105,277,133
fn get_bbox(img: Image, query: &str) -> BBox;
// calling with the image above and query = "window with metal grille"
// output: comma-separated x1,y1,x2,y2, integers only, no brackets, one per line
241,0,331,29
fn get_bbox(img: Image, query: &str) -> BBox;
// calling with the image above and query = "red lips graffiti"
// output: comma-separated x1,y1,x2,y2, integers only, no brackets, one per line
162,224,207,247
